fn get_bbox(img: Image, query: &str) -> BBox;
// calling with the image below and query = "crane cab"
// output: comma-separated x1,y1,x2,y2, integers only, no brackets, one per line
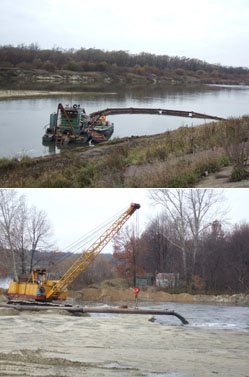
8,268,68,302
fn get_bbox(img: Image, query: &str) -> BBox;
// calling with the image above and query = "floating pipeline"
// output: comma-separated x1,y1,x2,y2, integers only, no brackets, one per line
0,303,188,324
90,107,225,121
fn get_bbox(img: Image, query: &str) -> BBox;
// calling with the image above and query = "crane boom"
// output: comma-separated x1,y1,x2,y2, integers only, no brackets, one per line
46,203,140,299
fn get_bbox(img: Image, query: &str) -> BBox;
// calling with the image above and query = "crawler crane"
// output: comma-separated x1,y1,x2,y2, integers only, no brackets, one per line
8,203,140,302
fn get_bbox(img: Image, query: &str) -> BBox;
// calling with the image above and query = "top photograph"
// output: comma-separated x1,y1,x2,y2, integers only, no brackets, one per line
0,0,249,188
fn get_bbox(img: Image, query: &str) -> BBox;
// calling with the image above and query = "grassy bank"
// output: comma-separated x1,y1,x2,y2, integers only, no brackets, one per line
0,116,249,188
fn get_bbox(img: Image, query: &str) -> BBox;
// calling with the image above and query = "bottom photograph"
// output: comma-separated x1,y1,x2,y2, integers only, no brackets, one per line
0,188,248,377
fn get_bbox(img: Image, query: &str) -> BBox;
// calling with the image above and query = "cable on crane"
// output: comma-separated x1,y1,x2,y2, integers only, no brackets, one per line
53,206,128,266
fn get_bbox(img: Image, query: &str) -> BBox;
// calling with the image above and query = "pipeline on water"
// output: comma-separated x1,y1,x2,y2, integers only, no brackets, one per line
0,303,189,325
90,107,225,121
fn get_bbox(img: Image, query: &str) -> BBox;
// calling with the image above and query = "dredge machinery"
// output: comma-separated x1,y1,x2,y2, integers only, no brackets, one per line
8,203,140,302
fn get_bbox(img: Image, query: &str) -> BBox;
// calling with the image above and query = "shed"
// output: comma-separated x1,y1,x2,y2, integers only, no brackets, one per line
156,273,180,288
135,273,154,287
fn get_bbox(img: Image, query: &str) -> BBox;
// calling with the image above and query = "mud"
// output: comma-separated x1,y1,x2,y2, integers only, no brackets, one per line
0,310,248,377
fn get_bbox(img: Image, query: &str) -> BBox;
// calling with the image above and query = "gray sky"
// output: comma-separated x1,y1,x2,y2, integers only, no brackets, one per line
17,188,152,253
15,188,249,253
0,0,248,67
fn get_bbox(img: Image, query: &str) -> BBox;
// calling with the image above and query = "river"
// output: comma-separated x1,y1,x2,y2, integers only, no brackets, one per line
0,301,248,377
89,301,249,331
0,84,249,159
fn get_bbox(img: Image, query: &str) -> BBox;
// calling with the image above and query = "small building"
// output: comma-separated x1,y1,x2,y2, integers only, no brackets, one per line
135,273,154,287
156,273,180,288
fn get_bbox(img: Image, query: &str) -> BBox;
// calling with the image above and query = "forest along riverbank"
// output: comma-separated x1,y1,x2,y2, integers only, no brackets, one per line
1,116,249,188
0,303,248,377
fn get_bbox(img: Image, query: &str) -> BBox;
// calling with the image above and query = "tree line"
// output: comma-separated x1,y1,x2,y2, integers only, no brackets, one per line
113,189,249,294
0,189,117,288
1,189,248,294
0,43,248,78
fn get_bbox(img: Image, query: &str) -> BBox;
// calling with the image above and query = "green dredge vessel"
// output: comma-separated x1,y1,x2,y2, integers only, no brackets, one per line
42,103,114,145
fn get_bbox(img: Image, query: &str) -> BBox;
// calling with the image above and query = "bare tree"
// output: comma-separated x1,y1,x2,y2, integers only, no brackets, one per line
28,206,53,273
12,198,29,274
149,189,228,281
185,189,228,274
219,117,249,170
0,190,25,281
0,189,54,280
149,190,189,280
141,216,175,274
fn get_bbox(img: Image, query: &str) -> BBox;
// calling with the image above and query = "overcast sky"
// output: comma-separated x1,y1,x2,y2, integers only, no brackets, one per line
0,0,248,67
14,188,249,253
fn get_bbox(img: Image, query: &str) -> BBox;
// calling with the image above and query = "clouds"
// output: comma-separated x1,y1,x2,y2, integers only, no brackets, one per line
0,0,248,66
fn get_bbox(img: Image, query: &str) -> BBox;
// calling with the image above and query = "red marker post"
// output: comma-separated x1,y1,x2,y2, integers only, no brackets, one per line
133,287,140,309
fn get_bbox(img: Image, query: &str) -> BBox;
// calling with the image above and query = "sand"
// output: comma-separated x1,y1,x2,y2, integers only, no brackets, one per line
72,288,249,306
0,308,248,377
0,90,115,100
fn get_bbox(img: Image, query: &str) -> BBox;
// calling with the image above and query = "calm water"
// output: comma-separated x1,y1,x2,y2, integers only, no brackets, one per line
0,84,249,158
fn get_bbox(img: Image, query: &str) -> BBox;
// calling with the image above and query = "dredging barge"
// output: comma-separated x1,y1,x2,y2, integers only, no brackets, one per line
43,104,224,146
42,103,114,145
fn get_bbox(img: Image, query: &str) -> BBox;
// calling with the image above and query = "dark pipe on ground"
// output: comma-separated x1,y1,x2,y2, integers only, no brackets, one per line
0,303,189,325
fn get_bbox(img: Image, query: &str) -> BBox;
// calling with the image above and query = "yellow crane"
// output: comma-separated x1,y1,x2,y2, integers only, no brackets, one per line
8,203,140,302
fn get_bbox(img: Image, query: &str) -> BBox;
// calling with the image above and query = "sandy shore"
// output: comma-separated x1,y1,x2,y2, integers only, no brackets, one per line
0,90,115,100
0,308,248,377
70,288,249,306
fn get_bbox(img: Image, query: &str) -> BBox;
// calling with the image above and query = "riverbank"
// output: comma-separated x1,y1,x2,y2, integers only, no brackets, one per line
0,89,116,100
0,67,190,90
68,287,249,306
1,287,249,306
1,115,249,187
2,66,248,91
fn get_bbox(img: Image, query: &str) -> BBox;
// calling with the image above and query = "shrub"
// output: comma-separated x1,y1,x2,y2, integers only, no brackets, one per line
218,117,249,168
36,172,72,187
42,61,56,72
104,147,128,171
230,166,249,182
174,68,185,76
77,164,97,187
